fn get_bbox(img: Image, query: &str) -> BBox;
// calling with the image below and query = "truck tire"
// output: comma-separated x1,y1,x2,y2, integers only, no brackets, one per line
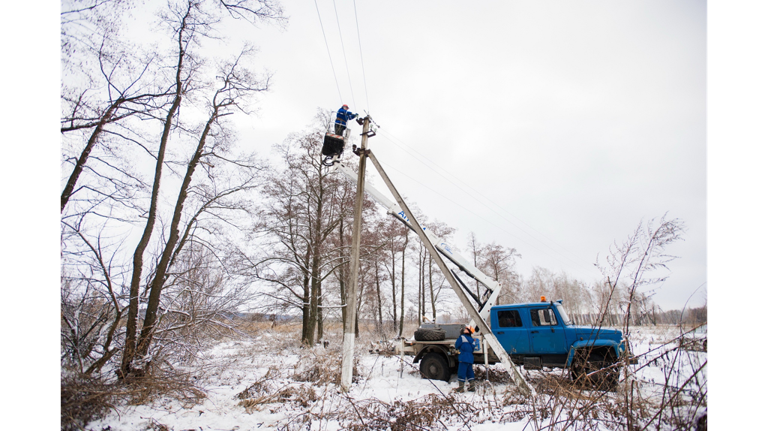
420,352,451,381
414,328,446,341
570,350,619,390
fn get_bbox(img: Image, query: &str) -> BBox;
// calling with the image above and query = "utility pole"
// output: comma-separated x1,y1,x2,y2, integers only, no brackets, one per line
340,115,371,391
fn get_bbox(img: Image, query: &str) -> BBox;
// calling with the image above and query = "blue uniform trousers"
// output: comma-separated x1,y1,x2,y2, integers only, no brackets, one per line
457,361,475,382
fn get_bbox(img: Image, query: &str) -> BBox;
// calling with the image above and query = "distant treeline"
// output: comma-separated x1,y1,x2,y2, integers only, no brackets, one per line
240,304,707,328
569,304,707,326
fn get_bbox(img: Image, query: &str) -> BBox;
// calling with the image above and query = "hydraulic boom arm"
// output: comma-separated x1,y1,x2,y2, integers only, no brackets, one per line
332,152,532,396
332,161,503,322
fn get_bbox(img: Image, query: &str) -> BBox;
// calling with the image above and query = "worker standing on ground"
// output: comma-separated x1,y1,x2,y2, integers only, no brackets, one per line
335,104,358,136
455,326,477,392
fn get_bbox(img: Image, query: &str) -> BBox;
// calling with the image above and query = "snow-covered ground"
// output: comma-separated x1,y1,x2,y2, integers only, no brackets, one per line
84,324,706,430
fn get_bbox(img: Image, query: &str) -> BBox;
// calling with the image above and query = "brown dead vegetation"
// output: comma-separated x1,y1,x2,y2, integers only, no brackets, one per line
65,319,705,431
61,369,205,431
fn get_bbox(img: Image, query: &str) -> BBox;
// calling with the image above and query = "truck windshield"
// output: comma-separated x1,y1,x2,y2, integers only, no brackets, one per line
555,303,572,325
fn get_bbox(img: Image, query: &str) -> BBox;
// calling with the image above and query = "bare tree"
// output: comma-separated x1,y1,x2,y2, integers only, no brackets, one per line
595,214,686,430
130,48,270,369
61,222,125,376
458,238,522,306
60,48,170,212
60,0,286,380
466,232,482,299
424,221,455,320
119,0,199,378
596,214,686,333
520,266,593,316
60,0,174,213
247,115,360,346
143,241,260,364
381,217,409,332
398,229,409,336
364,221,389,333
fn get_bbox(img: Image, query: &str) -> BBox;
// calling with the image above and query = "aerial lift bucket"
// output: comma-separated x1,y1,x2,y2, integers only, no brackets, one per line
322,126,351,166
322,133,345,158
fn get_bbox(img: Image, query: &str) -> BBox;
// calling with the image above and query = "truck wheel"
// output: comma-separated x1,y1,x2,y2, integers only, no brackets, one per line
414,328,446,341
420,353,450,381
571,350,619,390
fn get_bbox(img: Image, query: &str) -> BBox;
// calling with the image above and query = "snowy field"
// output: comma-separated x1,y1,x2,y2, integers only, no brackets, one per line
84,324,706,430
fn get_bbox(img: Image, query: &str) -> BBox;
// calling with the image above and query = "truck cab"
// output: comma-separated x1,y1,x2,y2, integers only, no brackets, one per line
490,299,630,373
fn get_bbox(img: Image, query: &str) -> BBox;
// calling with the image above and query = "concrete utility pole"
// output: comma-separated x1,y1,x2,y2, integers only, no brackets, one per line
340,115,370,391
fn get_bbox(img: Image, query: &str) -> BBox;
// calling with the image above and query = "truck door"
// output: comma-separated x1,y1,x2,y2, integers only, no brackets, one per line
493,309,531,354
528,308,566,354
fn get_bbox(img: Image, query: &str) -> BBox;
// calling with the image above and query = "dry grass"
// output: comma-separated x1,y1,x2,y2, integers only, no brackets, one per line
234,345,359,416
61,369,205,431
61,373,117,431
68,320,706,431
235,367,319,413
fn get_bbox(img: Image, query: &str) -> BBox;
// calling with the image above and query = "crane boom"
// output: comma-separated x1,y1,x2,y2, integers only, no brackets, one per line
332,161,502,321
330,155,532,396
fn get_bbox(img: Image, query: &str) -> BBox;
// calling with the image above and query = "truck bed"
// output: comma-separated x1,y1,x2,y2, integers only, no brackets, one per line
399,336,502,364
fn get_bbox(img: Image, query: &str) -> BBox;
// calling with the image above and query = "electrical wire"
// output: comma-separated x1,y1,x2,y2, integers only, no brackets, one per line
353,0,370,112
332,0,357,109
313,0,371,115
376,157,591,278
314,4,570,269
376,129,599,278
309,4,595,278
313,0,343,104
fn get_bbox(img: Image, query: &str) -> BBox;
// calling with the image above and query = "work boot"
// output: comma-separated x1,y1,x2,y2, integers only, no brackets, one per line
468,380,476,392
457,381,465,392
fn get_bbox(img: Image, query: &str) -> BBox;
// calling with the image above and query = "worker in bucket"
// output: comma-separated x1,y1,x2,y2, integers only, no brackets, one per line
455,325,477,392
335,104,358,136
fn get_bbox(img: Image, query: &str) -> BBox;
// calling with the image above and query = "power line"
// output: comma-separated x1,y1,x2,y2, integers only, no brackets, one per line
332,0,357,109
313,0,343,104
352,0,370,112
377,159,552,253
376,158,592,279
377,129,597,277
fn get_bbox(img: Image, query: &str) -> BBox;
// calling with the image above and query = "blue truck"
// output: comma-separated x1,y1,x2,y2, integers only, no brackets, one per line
402,298,636,387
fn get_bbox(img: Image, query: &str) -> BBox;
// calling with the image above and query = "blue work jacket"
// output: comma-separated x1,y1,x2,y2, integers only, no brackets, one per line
455,334,475,363
336,107,356,126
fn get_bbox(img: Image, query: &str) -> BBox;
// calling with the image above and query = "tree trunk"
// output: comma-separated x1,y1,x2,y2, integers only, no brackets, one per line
136,105,219,361
306,163,325,346
301,249,312,345
317,283,324,341
375,257,383,331
390,243,398,332
355,274,362,337
417,245,423,323
120,14,188,377
338,217,347,328
398,231,408,336
61,100,120,211
428,255,436,321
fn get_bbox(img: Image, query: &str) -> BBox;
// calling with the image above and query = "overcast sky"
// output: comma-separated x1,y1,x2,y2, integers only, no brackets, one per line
214,0,706,310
